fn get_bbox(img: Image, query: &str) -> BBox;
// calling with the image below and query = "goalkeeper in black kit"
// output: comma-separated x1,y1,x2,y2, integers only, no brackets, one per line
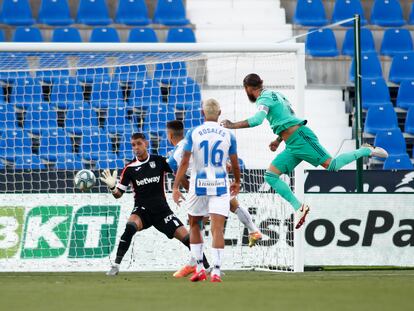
100,133,209,276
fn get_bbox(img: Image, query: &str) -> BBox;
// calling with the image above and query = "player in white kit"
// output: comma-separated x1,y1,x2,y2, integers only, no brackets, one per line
173,99,241,282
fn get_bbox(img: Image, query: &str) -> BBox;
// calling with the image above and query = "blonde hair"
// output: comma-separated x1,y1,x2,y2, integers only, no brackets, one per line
202,98,221,119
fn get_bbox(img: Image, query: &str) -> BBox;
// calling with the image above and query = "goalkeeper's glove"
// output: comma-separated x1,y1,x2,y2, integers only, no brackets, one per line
100,169,118,192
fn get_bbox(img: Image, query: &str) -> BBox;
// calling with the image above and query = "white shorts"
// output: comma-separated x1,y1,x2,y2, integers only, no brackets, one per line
186,191,230,217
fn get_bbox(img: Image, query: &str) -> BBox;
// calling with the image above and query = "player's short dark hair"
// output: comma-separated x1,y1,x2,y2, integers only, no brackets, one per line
131,132,147,140
243,73,263,89
166,120,184,137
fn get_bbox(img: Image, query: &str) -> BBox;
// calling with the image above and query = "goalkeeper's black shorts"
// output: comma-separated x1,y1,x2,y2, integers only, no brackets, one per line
131,203,184,239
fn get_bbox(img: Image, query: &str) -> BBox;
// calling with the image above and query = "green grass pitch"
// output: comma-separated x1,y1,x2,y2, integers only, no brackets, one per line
1,271,413,311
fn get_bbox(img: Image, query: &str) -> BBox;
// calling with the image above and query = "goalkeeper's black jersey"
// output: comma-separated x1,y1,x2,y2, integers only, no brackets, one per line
117,154,172,208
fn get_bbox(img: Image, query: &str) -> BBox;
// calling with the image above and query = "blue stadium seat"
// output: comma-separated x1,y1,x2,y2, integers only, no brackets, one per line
404,106,414,134
0,0,35,25
364,104,398,135
95,155,125,169
0,54,30,82
342,28,376,56
361,78,390,110
36,53,70,83
0,30,5,42
383,154,413,170
0,129,32,160
104,103,137,134
374,128,407,156
166,28,196,43
90,78,124,109
128,28,158,42
113,64,147,83
50,77,84,110
9,78,44,110
349,52,383,82
14,154,45,169
380,28,413,57
293,0,327,26
389,52,414,84
184,108,203,129
81,128,113,161
370,0,405,27
332,0,366,27
38,0,73,26
13,27,43,42
90,27,120,42
39,128,73,162
55,153,83,170
0,103,17,129
24,104,58,134
65,103,99,135
76,54,109,83
76,0,112,25
117,133,134,160
52,27,82,42
128,79,162,110
410,2,414,25
146,102,175,133
396,80,414,110
115,0,151,26
154,62,187,83
305,28,339,57
169,77,201,110
153,0,189,26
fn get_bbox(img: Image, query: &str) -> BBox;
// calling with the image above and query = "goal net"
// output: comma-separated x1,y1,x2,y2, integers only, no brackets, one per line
0,43,305,272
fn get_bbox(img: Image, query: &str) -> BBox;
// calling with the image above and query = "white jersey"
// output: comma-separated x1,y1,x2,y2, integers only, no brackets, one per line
166,139,193,176
183,121,237,196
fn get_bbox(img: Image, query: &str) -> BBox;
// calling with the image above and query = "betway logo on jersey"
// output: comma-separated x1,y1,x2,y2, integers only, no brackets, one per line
135,176,160,186
0,205,120,259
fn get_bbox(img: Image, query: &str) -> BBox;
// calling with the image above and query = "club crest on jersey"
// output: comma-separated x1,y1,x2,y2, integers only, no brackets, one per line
149,161,156,168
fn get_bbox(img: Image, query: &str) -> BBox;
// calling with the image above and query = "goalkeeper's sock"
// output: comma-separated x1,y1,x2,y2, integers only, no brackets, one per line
234,205,259,233
264,171,302,211
211,248,223,277
327,148,371,171
190,243,204,272
182,234,210,269
115,222,138,264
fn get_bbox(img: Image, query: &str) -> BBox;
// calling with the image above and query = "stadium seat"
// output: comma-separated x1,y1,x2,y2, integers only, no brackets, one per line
90,78,124,109
104,103,137,134
95,156,125,169
13,27,43,42
153,0,189,26
115,0,151,26
0,0,35,25
184,108,203,129
342,28,376,56
38,0,74,26
374,128,407,156
76,54,109,83
64,103,99,135
0,103,18,129
90,27,120,43
389,52,414,84
13,154,45,169
36,53,70,83
50,77,84,110
23,104,58,135
128,79,162,109
349,52,383,82
0,129,32,160
361,78,390,110
113,63,147,83
293,0,327,26
153,62,187,83
146,102,175,133
364,104,399,135
117,133,135,160
383,154,413,170
0,54,31,82
128,28,158,42
76,0,112,25
396,80,414,110
39,128,73,162
0,30,5,42
380,29,413,57
332,0,367,27
81,128,113,161
168,77,201,110
166,28,196,43
410,2,414,25
55,153,83,170
9,78,44,110
370,0,405,27
52,27,82,42
305,29,339,57
404,106,414,134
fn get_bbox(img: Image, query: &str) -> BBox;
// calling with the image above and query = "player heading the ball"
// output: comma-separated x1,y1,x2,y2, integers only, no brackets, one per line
173,99,241,283
221,73,388,229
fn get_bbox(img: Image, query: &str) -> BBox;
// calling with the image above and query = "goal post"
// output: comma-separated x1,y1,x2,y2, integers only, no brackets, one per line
0,42,305,272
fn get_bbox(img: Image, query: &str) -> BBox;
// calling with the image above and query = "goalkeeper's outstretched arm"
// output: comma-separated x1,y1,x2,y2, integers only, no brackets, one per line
100,169,123,199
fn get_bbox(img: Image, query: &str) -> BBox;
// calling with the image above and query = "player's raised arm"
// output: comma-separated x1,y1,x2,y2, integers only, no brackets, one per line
100,169,123,199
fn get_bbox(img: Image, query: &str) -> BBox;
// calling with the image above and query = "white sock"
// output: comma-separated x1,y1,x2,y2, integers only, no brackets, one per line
190,243,204,272
235,206,259,233
211,248,224,276
188,256,197,266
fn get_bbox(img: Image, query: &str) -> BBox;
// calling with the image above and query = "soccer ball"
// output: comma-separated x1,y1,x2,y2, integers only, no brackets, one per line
74,169,96,191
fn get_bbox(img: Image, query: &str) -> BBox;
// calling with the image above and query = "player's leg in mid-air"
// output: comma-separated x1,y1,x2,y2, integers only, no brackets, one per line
229,197,262,247
265,125,388,229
